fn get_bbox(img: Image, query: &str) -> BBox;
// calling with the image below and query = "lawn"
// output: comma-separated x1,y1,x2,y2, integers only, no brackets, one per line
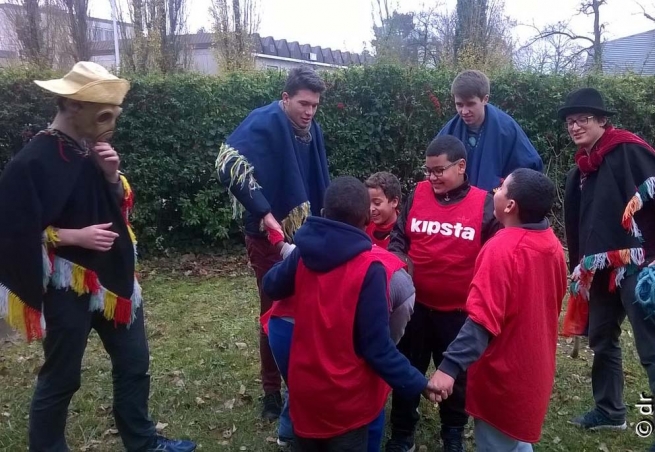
0,259,653,452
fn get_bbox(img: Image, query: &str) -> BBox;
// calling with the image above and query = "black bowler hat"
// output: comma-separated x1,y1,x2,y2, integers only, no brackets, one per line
557,87,617,120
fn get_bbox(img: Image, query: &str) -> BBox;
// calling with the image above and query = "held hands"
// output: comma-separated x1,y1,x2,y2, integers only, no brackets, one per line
263,213,284,238
92,143,120,183
425,370,455,404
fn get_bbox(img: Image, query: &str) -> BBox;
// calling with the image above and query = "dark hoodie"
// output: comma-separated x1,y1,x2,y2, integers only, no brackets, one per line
262,216,428,398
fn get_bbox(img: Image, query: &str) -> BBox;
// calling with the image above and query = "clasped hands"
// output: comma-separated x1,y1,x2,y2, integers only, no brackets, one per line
423,370,455,404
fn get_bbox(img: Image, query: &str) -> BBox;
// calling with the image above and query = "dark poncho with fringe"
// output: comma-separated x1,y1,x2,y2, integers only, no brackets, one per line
0,130,140,341
563,126,655,336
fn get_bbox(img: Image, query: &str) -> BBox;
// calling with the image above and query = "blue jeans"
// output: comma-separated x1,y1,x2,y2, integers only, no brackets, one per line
268,317,294,439
474,419,533,452
268,317,386,451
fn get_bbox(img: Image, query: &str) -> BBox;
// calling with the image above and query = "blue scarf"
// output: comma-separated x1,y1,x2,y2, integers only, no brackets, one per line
437,104,542,191
217,101,330,239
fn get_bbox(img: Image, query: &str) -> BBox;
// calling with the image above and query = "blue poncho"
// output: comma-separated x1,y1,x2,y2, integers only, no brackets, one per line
216,101,330,240
438,104,543,191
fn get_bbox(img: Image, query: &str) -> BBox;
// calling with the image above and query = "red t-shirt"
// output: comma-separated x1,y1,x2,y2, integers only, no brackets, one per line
366,220,395,249
406,181,486,311
465,227,568,443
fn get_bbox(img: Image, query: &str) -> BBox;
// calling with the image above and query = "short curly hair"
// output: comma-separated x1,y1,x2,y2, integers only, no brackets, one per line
365,171,402,202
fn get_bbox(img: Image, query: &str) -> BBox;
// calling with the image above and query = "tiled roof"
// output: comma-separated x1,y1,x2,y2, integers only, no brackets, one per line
91,32,373,66
586,29,655,75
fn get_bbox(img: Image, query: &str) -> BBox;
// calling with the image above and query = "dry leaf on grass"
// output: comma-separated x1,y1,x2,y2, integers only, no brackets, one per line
155,422,168,433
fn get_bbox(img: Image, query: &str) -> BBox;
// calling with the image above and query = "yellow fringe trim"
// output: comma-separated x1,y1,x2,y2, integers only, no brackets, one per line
7,293,25,333
44,226,60,247
619,249,631,264
71,264,86,295
119,174,133,199
104,292,117,319
279,201,311,242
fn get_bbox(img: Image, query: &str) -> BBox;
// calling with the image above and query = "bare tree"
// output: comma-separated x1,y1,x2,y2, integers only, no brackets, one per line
635,1,655,21
121,0,190,73
211,0,260,72
516,26,587,74
371,0,418,65
527,0,606,73
59,0,90,61
0,0,62,68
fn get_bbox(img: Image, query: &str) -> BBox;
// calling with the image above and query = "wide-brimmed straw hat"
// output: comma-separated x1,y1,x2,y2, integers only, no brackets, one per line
557,87,616,120
34,61,130,106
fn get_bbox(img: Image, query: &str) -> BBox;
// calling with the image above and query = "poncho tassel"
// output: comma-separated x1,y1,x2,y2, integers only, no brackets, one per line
215,143,262,220
1,284,43,340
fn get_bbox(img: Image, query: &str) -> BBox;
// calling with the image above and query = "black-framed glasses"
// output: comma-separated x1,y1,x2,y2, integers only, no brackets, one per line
565,116,595,129
422,160,461,177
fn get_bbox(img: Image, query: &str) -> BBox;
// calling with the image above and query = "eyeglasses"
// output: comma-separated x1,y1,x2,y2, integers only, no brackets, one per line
565,116,595,129
422,160,461,177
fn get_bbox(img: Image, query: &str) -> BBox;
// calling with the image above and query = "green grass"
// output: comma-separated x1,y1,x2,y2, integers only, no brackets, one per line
0,272,653,451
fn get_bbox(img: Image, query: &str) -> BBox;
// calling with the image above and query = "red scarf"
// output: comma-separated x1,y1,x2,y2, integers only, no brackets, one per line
575,125,655,175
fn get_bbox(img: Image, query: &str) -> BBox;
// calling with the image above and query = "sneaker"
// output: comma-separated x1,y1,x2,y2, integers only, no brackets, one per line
568,409,627,430
385,433,415,452
146,435,196,452
277,436,294,448
261,391,283,422
441,426,465,452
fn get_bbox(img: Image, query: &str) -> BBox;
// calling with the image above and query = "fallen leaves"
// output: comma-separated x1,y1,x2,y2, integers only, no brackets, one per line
155,422,168,433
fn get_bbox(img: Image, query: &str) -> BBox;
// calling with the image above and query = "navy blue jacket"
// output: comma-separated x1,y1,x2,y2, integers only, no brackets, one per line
263,216,428,398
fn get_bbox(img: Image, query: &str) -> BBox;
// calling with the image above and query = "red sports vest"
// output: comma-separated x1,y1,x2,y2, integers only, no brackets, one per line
261,243,407,332
406,181,486,311
288,251,391,438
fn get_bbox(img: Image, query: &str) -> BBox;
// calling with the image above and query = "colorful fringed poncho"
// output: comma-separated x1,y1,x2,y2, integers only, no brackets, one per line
215,101,330,241
563,127,655,336
0,129,141,341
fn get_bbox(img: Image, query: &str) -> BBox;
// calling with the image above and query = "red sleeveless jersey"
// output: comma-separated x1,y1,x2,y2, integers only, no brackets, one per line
406,181,486,311
262,242,407,332
288,251,391,438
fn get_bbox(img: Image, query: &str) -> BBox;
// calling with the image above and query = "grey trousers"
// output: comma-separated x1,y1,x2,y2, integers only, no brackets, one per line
588,269,655,421
474,419,533,452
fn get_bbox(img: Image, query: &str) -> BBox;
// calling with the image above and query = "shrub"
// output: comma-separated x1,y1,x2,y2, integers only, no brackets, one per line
1,65,654,253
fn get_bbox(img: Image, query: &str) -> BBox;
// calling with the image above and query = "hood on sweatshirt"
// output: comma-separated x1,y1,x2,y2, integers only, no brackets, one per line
293,216,372,273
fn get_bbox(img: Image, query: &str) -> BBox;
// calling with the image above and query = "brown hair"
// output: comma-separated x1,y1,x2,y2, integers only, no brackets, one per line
365,171,402,203
451,70,490,100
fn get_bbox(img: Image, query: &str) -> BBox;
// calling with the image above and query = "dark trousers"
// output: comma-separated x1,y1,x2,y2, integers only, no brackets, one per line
245,235,282,394
293,425,369,452
390,302,469,435
588,269,655,421
29,289,155,452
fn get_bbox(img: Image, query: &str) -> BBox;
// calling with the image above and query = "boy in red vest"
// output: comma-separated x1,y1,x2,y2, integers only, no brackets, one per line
387,135,501,452
263,176,438,451
365,171,401,249
428,168,568,451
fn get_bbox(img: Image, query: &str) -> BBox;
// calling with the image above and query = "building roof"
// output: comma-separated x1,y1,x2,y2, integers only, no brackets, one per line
588,29,655,75
91,32,373,66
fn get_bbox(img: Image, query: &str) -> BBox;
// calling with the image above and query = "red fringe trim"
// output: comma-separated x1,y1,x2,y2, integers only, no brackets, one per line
607,251,625,267
24,304,43,342
114,297,132,326
609,269,618,293
58,140,70,162
84,269,101,294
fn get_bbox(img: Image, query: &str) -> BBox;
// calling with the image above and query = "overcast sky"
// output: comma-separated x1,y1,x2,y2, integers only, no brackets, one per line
90,0,655,53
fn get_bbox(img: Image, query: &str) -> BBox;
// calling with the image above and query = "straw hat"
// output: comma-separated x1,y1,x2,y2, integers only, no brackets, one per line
34,61,130,106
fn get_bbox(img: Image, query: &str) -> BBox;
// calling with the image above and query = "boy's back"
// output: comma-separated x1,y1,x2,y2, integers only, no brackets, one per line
465,226,567,442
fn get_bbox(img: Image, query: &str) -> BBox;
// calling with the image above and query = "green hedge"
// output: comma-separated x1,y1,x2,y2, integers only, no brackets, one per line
1,66,655,254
